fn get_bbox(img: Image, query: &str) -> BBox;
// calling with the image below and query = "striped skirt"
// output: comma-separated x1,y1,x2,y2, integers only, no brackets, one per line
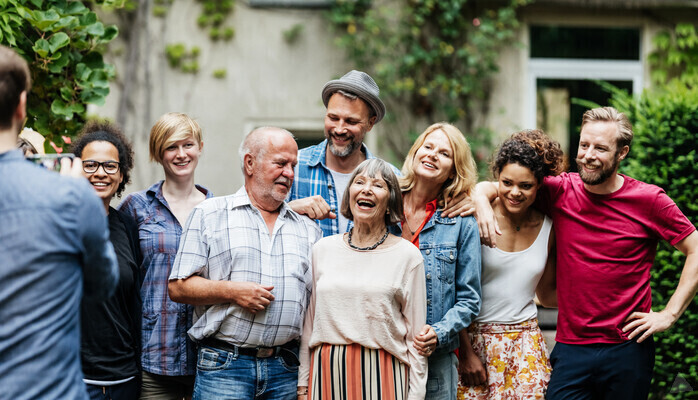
458,318,551,400
308,343,409,400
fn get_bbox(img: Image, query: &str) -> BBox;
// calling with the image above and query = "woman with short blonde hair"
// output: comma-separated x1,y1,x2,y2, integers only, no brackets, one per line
118,112,213,399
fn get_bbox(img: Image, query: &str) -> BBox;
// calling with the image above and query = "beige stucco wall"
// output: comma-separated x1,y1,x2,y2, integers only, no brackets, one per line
95,2,695,200
98,3,357,198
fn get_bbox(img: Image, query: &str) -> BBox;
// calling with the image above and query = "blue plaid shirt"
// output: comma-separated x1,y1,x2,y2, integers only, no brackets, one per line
118,181,213,376
288,139,400,237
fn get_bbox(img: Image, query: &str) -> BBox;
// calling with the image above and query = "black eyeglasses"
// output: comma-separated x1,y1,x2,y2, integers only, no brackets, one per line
83,160,120,175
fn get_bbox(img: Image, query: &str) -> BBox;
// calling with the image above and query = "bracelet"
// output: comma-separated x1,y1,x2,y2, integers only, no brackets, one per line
297,388,308,395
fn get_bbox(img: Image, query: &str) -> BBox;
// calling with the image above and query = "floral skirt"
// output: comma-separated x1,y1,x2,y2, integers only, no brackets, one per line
458,318,551,400
308,343,409,400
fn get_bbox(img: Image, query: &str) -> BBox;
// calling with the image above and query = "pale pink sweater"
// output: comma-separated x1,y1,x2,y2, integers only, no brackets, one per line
299,234,428,400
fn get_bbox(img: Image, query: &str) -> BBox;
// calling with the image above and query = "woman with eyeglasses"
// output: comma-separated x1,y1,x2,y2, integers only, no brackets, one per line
71,121,142,400
118,113,212,399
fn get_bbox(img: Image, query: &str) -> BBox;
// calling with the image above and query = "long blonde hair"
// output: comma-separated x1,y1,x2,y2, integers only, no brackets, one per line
400,122,477,208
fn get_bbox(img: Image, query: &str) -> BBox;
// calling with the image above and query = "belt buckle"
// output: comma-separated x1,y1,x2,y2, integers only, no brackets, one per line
256,347,274,358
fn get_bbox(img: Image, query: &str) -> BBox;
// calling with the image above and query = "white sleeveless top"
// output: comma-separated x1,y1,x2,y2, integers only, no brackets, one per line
475,215,552,324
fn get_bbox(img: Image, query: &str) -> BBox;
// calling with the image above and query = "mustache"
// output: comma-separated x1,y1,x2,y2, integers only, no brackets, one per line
275,177,292,188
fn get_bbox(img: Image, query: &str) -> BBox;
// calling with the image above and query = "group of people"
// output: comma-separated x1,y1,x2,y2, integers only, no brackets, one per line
2,42,698,400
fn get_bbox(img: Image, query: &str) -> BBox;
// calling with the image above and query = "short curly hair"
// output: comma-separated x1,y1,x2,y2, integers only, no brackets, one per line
492,129,566,183
71,120,134,198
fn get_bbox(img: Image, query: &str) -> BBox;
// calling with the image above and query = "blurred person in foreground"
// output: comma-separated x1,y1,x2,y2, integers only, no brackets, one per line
169,127,321,400
298,158,428,400
396,123,482,400
459,130,564,399
72,122,142,400
118,112,213,399
0,44,118,400
474,107,698,399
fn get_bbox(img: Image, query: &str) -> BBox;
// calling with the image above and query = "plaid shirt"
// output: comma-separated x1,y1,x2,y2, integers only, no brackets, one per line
118,181,213,376
288,139,400,237
170,187,322,347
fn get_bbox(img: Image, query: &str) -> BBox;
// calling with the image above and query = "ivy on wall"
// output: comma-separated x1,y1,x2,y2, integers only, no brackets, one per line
650,23,698,88
326,0,531,167
155,0,235,78
0,0,120,151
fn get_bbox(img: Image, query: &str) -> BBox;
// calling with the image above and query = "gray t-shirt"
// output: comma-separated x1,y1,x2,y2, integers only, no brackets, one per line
329,169,353,233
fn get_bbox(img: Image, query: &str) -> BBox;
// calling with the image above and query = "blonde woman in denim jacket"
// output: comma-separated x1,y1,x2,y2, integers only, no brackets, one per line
398,122,482,400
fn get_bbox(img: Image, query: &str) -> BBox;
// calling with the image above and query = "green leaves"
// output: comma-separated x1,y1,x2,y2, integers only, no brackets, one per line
650,23,698,88
48,31,68,51
1,0,121,150
327,0,531,170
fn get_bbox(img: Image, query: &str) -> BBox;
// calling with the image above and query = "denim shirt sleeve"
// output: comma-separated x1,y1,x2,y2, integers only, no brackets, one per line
432,216,482,350
77,180,119,300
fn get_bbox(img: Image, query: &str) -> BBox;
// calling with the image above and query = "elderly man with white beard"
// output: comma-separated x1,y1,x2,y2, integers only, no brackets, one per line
169,127,321,400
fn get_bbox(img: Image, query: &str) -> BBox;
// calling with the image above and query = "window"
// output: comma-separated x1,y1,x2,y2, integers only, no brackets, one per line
527,25,642,170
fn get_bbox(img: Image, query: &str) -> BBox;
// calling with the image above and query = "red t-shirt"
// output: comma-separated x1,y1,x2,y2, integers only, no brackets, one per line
538,173,695,344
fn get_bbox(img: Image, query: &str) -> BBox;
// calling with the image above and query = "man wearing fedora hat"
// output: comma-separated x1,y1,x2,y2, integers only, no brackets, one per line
287,70,398,237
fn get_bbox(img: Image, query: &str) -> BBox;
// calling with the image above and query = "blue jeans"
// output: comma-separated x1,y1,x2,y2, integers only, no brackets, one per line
193,344,299,400
425,351,458,400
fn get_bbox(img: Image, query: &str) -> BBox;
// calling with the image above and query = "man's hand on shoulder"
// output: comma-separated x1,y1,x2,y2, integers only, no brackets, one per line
230,282,276,314
623,310,676,343
288,196,336,220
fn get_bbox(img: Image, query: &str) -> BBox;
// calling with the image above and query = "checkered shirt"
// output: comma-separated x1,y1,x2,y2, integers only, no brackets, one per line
170,187,322,347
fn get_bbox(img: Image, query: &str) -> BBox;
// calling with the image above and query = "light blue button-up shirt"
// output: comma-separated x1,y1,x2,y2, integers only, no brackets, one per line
0,149,118,400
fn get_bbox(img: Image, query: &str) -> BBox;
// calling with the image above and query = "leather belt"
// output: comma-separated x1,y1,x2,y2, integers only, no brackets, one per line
200,337,298,358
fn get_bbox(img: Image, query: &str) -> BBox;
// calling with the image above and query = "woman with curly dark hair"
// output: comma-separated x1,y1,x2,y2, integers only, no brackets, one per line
459,129,566,400
72,121,142,400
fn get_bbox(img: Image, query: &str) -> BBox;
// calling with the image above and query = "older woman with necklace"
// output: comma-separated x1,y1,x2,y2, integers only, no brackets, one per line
399,122,482,400
298,158,428,400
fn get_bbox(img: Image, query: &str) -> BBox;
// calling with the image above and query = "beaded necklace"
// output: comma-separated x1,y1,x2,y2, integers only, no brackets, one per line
347,228,389,251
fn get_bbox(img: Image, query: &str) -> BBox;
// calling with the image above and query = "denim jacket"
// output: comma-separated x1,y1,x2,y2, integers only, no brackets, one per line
395,210,482,354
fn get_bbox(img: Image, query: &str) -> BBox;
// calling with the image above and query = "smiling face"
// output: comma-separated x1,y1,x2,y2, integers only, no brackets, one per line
412,129,455,185
348,171,390,226
576,121,627,187
161,136,202,180
324,93,376,159
497,162,540,216
246,131,298,209
81,140,123,209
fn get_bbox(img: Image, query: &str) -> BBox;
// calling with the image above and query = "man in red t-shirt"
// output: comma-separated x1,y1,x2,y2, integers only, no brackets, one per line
474,107,698,399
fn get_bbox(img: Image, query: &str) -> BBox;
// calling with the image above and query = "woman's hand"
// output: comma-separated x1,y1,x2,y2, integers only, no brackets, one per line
414,325,438,356
472,182,500,248
297,386,308,400
442,193,475,218
459,350,487,386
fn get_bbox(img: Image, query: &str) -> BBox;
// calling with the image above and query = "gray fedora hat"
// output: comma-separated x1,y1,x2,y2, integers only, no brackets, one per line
321,70,386,123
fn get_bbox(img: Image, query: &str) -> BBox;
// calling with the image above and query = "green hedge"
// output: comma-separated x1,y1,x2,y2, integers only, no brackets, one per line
612,82,698,399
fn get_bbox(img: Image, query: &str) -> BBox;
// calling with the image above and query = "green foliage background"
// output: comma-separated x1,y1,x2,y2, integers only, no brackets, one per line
326,0,531,171
0,0,119,151
610,81,698,398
